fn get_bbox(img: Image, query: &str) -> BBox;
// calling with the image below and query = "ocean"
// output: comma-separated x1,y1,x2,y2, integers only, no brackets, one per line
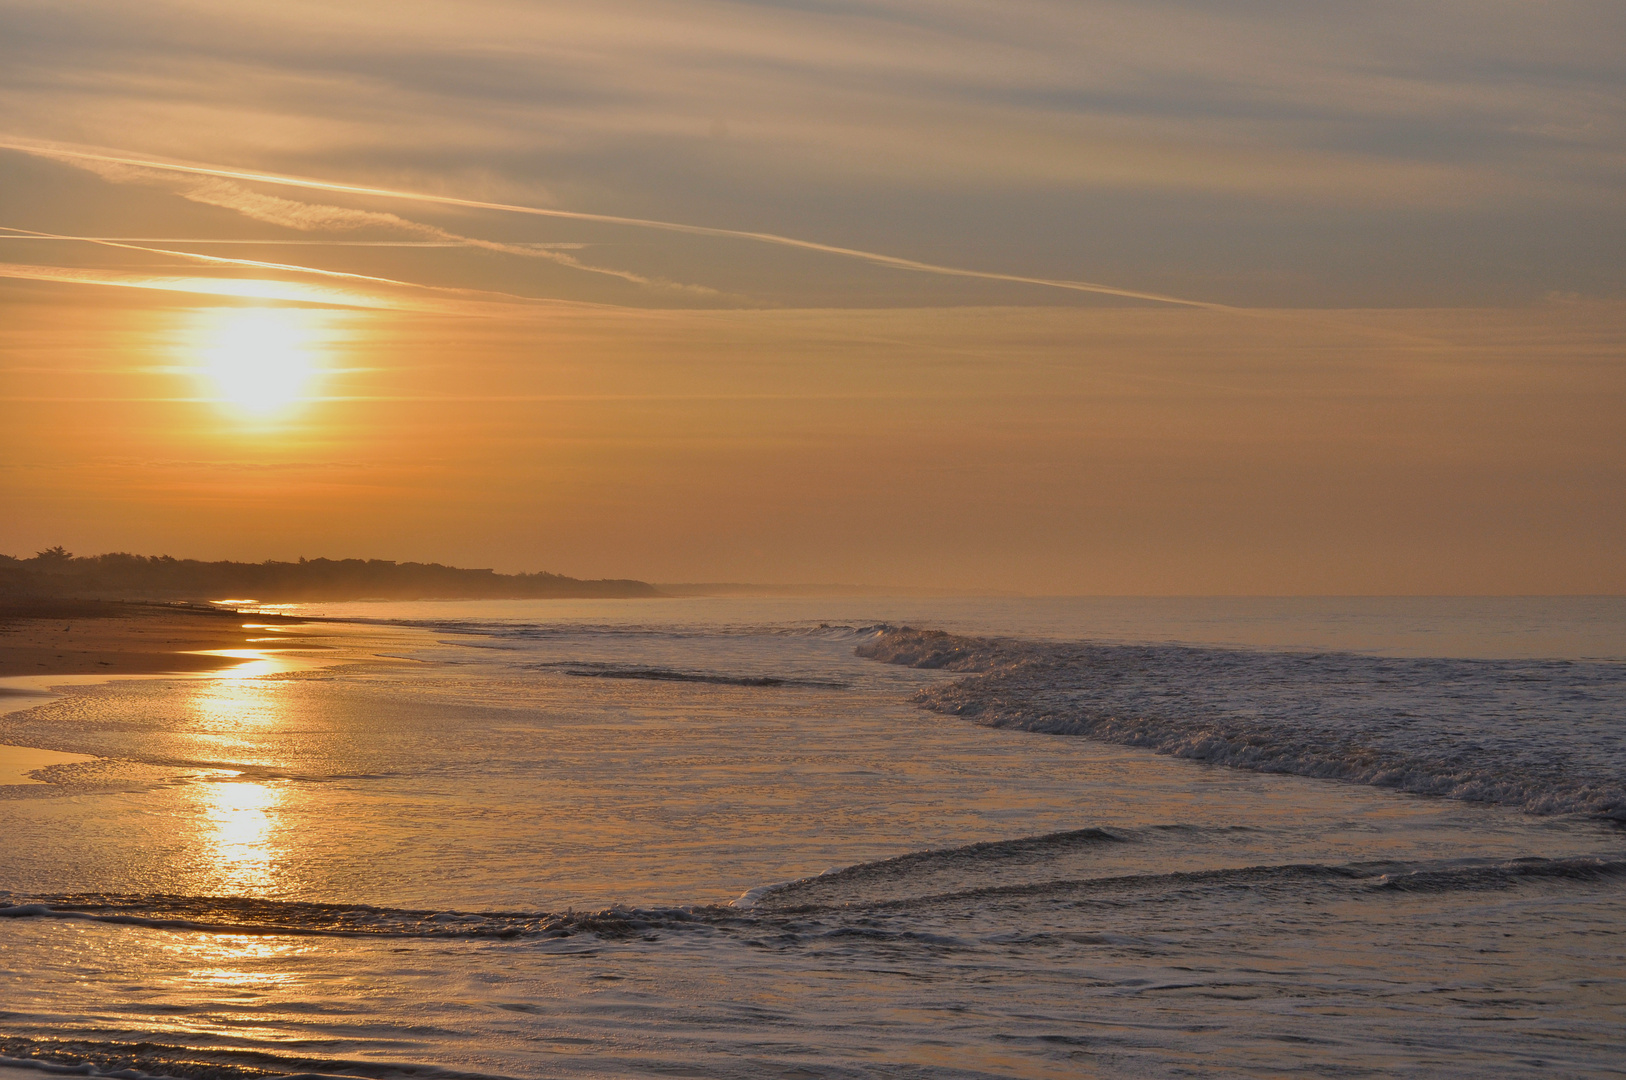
2,597,1623,1078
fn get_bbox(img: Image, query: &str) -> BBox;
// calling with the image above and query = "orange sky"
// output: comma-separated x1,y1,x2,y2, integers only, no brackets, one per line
1,1,1622,593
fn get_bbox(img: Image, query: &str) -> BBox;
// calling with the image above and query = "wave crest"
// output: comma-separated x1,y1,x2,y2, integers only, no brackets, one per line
858,627,1626,819
0,893,735,940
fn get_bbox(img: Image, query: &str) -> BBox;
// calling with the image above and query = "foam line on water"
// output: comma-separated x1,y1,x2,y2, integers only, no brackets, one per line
0,1043,514,1080
857,627,1626,819
0,895,737,940
5,852,1621,942
552,663,849,688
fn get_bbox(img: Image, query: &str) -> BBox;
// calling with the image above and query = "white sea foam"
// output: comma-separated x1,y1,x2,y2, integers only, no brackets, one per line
859,627,1626,819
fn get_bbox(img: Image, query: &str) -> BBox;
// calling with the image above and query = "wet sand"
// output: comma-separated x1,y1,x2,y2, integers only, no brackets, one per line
0,744,95,785
0,599,302,678
0,601,336,786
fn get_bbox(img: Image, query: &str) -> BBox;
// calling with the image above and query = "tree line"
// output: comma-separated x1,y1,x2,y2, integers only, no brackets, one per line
0,549,661,602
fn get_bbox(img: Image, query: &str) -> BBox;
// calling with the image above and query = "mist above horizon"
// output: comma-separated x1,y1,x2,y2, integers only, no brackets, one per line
0,1,1622,594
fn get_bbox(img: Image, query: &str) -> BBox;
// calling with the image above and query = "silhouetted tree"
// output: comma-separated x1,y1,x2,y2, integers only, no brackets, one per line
0,551,658,601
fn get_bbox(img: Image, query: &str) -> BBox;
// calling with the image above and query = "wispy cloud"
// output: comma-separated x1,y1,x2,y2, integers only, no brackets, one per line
0,236,589,249
0,261,412,308
53,153,720,296
2,139,1223,308
0,2,1620,304
0,244,625,315
0,224,450,291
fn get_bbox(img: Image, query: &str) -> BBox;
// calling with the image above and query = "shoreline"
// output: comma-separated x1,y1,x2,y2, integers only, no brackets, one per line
0,599,344,785
0,599,309,679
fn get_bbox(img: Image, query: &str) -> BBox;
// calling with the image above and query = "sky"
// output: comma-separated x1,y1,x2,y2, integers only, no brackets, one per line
0,0,1622,593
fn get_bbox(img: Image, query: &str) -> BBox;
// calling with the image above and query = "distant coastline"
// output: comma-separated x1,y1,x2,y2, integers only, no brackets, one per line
0,549,661,603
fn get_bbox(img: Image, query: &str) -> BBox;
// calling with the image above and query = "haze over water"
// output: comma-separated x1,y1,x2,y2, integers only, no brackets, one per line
3,598,1624,1077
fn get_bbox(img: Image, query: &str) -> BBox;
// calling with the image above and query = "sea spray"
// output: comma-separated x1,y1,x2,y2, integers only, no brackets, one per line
858,627,1626,819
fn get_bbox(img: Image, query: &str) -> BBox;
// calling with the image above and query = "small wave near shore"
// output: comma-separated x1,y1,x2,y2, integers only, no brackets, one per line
857,626,1626,819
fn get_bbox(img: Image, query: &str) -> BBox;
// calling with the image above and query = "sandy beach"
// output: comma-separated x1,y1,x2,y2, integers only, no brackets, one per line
0,600,299,678
0,600,324,785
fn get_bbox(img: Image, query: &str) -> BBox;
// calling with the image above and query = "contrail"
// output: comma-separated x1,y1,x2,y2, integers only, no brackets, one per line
0,236,514,247
0,225,441,290
0,224,628,313
0,262,408,308
0,139,1225,310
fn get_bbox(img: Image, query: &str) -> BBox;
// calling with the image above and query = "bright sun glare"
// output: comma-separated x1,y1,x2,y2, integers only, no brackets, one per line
195,308,323,417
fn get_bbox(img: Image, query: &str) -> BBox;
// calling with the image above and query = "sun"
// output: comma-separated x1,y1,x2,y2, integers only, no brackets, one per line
193,308,324,417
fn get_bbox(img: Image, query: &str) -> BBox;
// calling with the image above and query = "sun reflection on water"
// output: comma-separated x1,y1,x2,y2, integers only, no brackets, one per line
158,933,305,1006
196,778,285,893
194,648,295,681
191,674,287,742
186,675,292,893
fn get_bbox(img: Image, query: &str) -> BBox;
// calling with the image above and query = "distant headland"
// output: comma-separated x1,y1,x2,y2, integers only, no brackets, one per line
0,548,662,602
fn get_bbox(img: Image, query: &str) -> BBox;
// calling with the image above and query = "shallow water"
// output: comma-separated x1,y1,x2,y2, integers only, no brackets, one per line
1,598,1622,1078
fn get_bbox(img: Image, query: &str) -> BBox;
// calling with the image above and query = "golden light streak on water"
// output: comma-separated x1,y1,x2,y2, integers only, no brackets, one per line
195,778,284,893
184,672,297,892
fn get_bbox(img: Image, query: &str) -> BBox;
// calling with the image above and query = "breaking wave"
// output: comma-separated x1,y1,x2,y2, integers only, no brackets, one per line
6,849,1620,945
753,854,1626,915
0,893,736,940
857,627,1626,819
550,663,848,688
0,1039,507,1080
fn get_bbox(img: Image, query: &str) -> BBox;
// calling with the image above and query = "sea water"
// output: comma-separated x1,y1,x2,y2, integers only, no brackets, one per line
1,597,1622,1078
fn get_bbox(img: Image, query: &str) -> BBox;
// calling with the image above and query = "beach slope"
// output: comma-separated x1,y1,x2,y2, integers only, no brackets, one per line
0,600,298,677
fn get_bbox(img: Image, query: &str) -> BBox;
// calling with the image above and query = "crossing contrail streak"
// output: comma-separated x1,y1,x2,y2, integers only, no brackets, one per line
0,236,516,247
0,224,635,313
0,225,437,290
0,139,1226,310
